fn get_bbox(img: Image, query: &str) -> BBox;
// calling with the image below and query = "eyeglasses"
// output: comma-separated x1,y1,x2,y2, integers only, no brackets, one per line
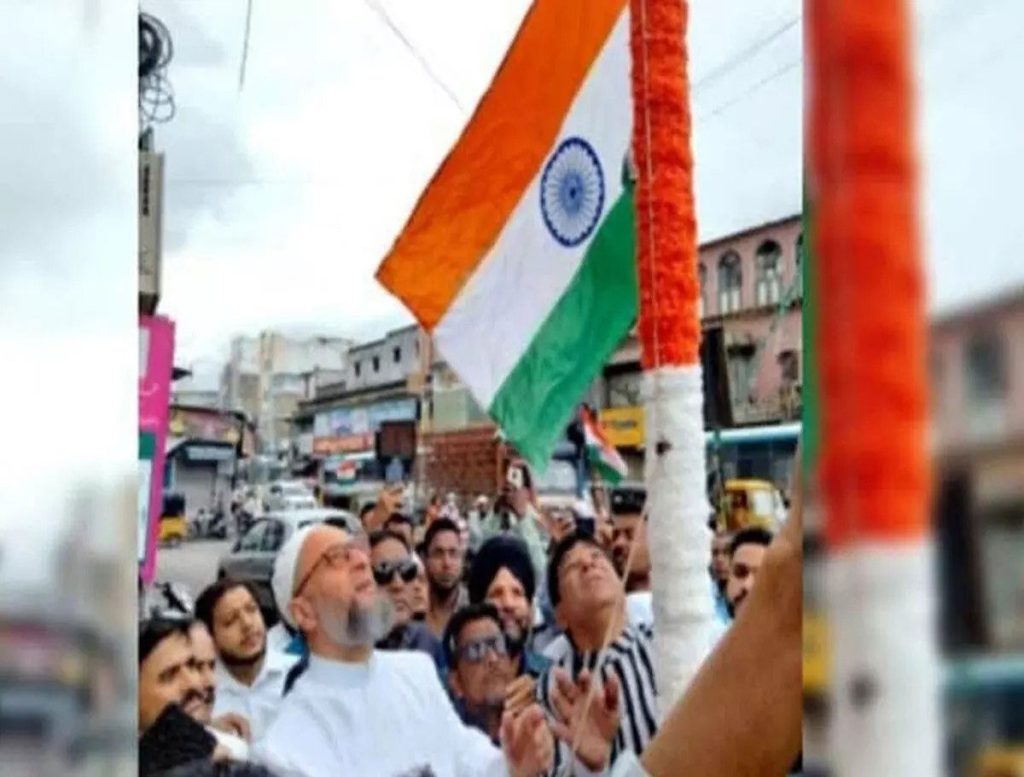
373,558,418,586
294,537,369,596
456,634,507,665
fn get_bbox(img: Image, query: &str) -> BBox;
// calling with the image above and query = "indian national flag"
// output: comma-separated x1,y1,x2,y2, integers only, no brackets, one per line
376,0,636,469
581,406,628,483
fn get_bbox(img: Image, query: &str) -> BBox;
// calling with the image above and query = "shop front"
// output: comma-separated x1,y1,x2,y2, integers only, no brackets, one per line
165,440,237,518
312,398,418,457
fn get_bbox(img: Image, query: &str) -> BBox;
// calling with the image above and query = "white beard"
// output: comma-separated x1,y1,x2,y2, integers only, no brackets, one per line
319,593,394,649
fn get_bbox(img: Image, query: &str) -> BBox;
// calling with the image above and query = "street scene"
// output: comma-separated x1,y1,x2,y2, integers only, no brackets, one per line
136,1,806,774
129,1,1020,776
1,0,1023,774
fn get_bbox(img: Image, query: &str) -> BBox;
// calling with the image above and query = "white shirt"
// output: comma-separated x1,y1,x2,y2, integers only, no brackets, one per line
266,623,294,654
212,649,297,742
252,650,509,777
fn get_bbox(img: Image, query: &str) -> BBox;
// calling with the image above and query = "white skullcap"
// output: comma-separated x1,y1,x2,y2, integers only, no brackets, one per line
271,525,317,630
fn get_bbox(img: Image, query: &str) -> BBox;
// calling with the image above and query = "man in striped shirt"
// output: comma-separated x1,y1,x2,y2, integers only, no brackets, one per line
537,531,659,775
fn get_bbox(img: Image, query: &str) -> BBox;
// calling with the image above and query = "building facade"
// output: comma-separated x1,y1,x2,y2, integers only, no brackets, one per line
301,325,425,462
221,332,352,454
597,215,804,474
930,286,1024,651
170,370,220,410
165,404,255,517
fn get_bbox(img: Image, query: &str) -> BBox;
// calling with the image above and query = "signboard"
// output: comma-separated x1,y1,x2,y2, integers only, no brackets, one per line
185,444,236,463
378,420,417,460
169,407,242,445
599,406,646,448
313,398,417,453
313,433,374,455
139,315,174,583
337,459,358,482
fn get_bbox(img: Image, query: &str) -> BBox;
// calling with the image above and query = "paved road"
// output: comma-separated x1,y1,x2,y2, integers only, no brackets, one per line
154,538,232,599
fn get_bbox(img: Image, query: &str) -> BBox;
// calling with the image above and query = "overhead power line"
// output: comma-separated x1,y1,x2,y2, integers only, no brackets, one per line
363,0,466,114
692,16,800,95
695,58,801,124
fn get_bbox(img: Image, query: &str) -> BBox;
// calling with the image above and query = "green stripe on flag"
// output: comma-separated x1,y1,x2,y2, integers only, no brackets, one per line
489,189,637,470
802,180,819,471
589,450,625,485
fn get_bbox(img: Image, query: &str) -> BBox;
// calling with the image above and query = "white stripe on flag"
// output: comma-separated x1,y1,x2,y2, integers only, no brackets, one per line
433,12,630,408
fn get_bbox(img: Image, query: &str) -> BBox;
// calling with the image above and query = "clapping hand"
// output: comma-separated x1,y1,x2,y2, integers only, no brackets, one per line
501,703,555,777
504,674,538,718
549,668,621,772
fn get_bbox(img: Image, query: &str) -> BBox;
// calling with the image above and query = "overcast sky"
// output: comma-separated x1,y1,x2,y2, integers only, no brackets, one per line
0,0,1020,584
153,0,804,383
151,0,1023,386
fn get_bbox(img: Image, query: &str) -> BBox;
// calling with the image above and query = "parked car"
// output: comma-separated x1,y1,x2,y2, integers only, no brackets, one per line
216,508,359,624
264,479,314,512
279,494,318,511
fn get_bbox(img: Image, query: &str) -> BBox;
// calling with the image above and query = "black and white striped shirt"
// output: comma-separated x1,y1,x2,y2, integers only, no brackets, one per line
537,622,659,775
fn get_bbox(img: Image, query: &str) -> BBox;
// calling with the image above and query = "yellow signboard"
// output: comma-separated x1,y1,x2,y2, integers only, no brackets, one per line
599,407,645,448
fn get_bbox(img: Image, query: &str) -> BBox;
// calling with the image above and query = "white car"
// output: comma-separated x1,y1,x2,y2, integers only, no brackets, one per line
279,494,318,511
264,479,314,511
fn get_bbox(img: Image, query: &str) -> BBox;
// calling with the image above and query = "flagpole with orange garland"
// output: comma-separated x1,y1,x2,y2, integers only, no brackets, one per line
629,0,715,711
808,0,940,773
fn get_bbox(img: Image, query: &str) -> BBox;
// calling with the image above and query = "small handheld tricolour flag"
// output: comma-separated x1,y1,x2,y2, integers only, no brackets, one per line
580,406,628,484
376,0,636,471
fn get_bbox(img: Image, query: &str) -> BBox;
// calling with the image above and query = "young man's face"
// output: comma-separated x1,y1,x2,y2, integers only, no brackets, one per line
555,541,623,630
371,536,414,626
449,617,516,710
138,631,205,733
726,542,768,616
610,513,650,583
426,530,464,595
211,584,267,667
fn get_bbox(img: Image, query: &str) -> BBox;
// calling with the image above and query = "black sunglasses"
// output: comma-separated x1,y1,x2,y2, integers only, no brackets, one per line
456,634,508,665
373,559,418,586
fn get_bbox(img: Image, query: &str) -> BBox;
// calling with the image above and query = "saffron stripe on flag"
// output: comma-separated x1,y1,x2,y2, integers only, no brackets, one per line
376,0,628,331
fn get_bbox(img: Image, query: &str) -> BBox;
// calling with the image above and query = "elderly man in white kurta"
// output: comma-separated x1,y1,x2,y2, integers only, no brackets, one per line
251,524,556,777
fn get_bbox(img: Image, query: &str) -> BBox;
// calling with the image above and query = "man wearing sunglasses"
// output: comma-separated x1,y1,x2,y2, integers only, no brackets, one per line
370,529,446,675
443,603,519,745
252,523,556,777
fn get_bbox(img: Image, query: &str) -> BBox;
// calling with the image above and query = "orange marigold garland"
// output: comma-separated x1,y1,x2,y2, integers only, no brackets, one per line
631,0,700,368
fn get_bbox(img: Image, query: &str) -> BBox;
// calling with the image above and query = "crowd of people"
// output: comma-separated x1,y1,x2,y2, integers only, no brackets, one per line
138,463,788,776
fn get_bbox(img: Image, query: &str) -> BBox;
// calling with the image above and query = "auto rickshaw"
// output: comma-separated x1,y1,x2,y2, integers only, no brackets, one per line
973,747,1024,777
159,493,188,546
714,479,786,533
